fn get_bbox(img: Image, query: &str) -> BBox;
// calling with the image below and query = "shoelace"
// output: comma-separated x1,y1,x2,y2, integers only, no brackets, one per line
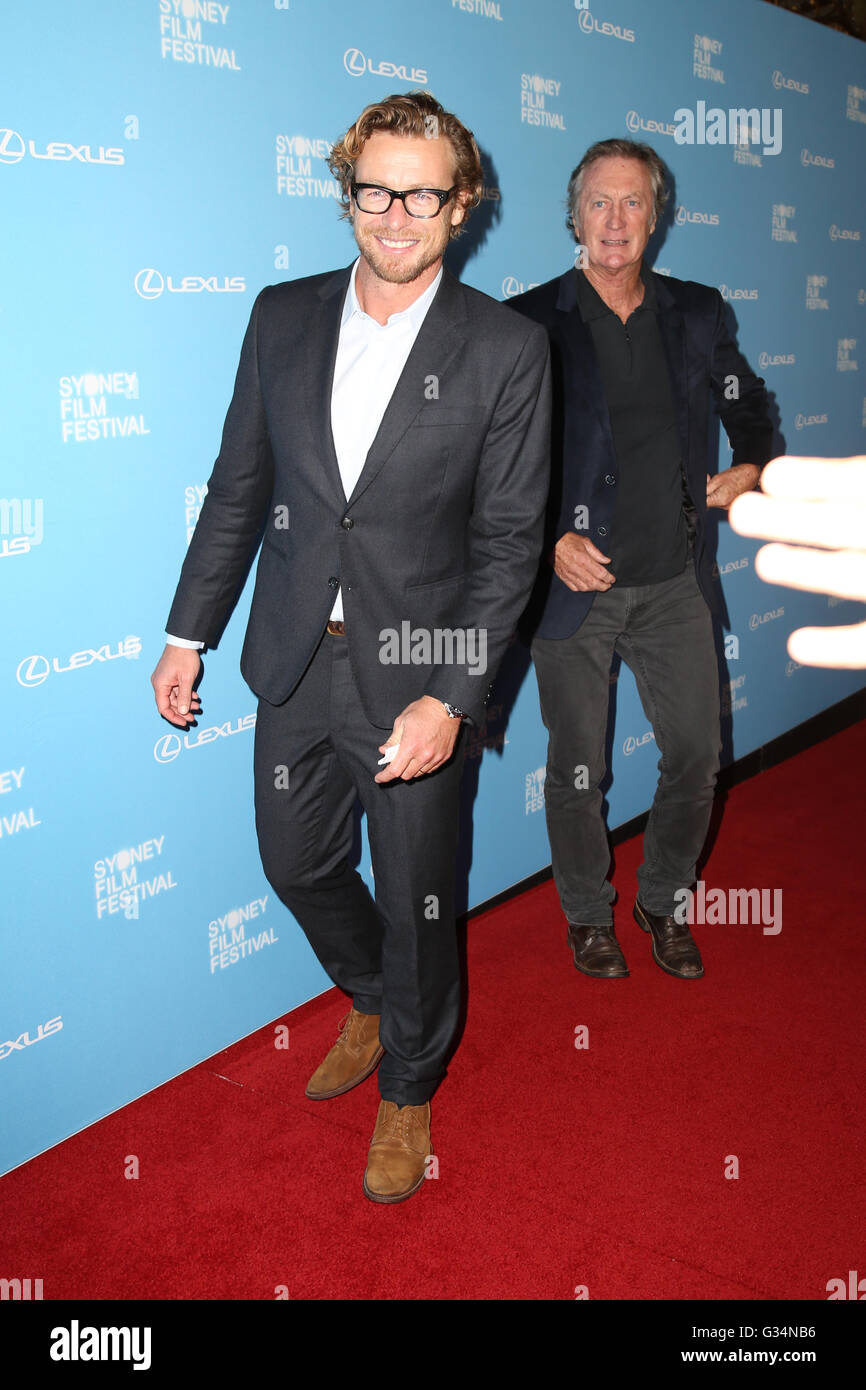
378,1104,421,1145
582,926,615,947
333,1012,352,1047
333,1010,375,1052
660,920,692,941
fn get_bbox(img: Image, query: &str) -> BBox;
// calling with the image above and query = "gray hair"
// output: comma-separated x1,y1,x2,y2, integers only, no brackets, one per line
565,138,669,239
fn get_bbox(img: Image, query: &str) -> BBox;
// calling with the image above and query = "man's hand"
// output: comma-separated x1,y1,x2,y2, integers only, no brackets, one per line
553,532,615,591
375,696,461,783
730,454,866,669
706,463,761,509
151,644,203,727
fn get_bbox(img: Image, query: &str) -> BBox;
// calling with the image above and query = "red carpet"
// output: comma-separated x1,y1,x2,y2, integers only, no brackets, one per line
2,722,864,1301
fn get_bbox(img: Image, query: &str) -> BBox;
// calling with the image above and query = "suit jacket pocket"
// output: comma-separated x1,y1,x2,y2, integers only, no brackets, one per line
410,406,487,428
404,573,466,593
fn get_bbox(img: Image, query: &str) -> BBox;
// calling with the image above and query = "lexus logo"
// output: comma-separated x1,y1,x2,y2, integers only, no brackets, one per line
135,268,164,300
343,48,367,77
501,277,520,298
154,733,182,764
578,9,593,32
0,129,26,164
625,110,640,132
16,655,50,688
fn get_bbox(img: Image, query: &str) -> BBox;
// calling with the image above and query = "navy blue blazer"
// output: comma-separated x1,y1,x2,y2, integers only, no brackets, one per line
507,267,773,640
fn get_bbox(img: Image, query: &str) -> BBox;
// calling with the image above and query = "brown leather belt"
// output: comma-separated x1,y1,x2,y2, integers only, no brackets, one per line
326,620,346,636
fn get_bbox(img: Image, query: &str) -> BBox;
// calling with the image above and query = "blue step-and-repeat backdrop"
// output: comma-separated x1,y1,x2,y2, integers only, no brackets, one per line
2,0,865,1176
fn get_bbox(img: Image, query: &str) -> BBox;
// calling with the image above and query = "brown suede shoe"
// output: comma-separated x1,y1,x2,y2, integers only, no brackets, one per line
363,1100,432,1204
305,1007,383,1099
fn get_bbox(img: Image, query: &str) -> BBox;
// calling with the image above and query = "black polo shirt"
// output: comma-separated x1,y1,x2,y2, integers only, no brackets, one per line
574,264,689,587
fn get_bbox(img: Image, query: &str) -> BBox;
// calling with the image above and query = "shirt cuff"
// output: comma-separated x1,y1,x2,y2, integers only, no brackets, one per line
165,634,205,650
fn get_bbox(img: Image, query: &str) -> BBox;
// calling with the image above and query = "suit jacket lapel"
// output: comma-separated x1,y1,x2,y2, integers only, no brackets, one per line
345,268,468,507
304,265,353,505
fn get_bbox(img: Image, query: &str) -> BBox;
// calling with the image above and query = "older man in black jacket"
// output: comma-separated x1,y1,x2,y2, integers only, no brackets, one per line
509,138,772,982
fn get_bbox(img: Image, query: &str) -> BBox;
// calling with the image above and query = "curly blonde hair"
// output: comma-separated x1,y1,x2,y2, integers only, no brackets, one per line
328,92,483,239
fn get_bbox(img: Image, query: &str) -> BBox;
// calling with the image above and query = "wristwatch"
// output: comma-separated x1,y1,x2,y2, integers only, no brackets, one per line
441,702,467,721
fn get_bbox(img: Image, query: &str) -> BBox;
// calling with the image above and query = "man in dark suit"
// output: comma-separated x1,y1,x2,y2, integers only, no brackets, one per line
150,93,550,1203
509,138,772,982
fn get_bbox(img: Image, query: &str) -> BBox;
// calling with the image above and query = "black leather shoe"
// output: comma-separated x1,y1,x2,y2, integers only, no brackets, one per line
566,923,629,978
633,899,704,979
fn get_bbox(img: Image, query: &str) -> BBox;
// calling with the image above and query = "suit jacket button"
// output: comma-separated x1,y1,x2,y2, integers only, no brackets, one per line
598,526,608,536
604,474,616,485
328,576,339,589
341,517,354,529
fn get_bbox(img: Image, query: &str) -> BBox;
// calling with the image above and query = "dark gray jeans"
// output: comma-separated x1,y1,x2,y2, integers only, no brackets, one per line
531,561,721,924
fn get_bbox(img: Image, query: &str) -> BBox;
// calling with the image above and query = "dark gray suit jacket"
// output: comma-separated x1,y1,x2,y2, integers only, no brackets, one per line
167,263,552,727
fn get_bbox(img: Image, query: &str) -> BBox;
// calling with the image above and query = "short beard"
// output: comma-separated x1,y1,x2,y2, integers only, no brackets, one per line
354,223,447,285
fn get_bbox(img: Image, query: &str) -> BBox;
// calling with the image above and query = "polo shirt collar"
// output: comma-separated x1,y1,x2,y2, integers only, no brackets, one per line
573,259,656,322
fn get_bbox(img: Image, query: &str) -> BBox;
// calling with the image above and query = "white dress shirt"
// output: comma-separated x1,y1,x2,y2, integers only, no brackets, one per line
167,257,442,647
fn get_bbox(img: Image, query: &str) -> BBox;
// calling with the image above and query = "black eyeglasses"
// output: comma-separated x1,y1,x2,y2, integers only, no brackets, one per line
350,183,457,218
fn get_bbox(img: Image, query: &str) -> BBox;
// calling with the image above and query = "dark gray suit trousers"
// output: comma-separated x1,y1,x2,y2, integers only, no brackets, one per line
254,630,466,1106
